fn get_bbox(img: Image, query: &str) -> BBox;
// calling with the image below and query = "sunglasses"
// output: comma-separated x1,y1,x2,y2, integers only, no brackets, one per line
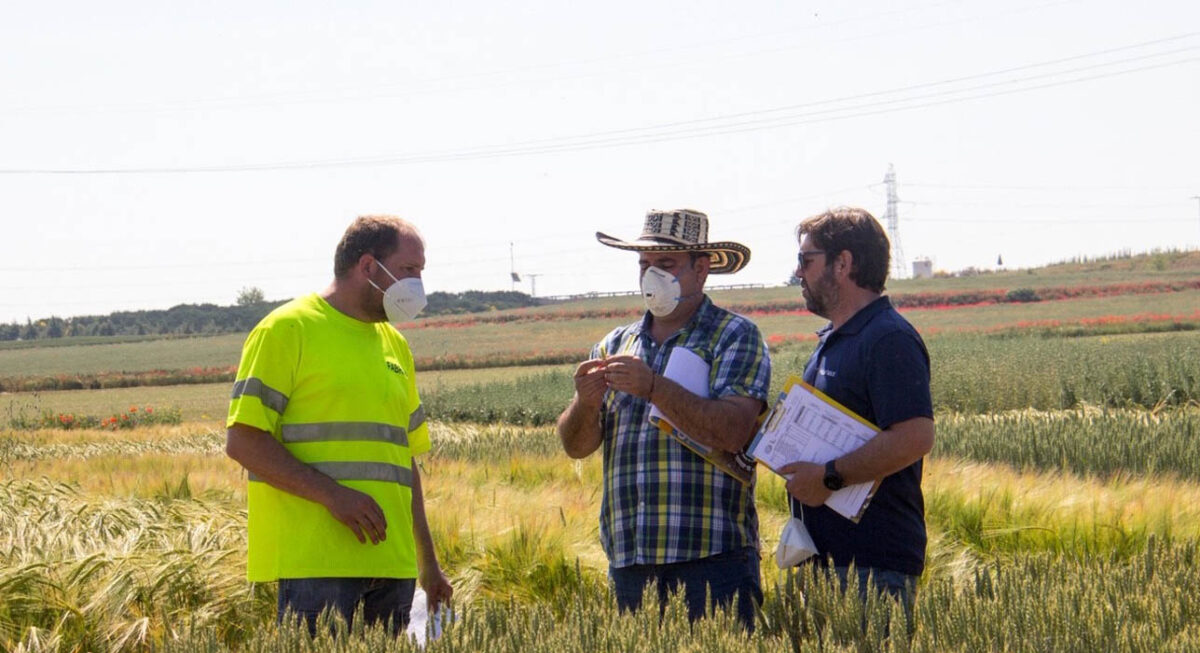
797,250,829,270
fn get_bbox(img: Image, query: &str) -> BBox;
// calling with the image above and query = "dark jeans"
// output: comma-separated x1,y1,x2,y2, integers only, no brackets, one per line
832,566,917,606
609,547,762,630
832,566,918,632
277,577,416,636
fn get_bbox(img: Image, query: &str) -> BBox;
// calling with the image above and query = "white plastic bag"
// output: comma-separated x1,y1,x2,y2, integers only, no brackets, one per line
406,588,451,647
775,517,819,568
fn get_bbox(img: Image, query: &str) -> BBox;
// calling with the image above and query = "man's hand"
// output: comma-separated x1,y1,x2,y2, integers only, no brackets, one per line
779,461,832,507
573,359,609,408
602,354,654,398
322,484,388,544
227,423,391,543
420,564,454,614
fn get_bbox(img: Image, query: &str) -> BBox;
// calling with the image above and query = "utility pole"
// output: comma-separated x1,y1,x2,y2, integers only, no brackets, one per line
883,164,906,280
527,273,543,298
1192,196,1200,248
510,242,516,291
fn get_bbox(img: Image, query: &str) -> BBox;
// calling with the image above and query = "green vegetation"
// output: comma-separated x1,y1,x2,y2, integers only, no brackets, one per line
13,326,1191,429
14,541,1200,652
1,291,541,342
7,287,1199,394
936,408,1200,481
6,420,1200,651
924,331,1200,412
2,364,572,424
3,252,1200,651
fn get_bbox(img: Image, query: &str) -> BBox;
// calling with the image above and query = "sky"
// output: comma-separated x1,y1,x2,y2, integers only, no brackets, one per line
1,0,1198,323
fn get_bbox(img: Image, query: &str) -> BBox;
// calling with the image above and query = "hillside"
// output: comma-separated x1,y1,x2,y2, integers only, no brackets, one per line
0,289,540,343
2,249,1198,393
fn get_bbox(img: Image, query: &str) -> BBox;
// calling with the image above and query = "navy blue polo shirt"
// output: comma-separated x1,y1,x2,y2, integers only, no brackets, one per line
794,296,933,576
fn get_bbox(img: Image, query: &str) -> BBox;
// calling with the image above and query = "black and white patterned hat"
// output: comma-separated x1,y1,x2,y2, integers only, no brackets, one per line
595,209,750,275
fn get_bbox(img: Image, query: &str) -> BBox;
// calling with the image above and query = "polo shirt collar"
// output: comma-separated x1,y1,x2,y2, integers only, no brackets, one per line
816,295,892,338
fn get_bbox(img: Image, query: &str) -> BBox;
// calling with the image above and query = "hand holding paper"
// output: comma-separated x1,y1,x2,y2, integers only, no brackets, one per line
778,460,833,507
748,375,880,522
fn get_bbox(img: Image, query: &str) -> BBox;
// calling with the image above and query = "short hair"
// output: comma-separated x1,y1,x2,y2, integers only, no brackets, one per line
797,207,890,292
333,215,422,278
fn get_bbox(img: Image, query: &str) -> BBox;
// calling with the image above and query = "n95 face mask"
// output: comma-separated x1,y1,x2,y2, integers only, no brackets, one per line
640,266,681,317
370,263,428,323
776,517,818,568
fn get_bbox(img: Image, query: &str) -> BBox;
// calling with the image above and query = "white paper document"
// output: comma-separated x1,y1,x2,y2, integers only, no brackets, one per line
749,376,879,521
648,347,755,486
649,347,711,421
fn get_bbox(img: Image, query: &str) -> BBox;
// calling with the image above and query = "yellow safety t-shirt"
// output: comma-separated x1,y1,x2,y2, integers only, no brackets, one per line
227,293,430,581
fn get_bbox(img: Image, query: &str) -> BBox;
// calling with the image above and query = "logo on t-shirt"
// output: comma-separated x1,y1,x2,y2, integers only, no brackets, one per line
385,360,405,376
818,357,837,377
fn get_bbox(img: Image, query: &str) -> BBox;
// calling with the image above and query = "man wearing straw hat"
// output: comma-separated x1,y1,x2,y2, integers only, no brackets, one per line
556,208,771,629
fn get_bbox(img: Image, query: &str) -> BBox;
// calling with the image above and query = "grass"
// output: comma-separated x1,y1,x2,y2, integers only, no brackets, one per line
11,327,1195,432
2,364,572,424
3,265,1198,384
7,418,1200,651
3,252,1199,651
934,408,1200,480
0,333,246,377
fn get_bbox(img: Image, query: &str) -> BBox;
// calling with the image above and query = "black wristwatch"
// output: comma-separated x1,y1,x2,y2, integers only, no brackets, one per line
823,459,845,491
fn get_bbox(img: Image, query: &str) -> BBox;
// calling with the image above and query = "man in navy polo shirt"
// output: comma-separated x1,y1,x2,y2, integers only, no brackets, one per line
779,207,935,607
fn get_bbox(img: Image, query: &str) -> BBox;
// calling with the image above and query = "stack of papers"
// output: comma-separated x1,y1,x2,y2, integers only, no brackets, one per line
647,347,755,486
748,376,879,521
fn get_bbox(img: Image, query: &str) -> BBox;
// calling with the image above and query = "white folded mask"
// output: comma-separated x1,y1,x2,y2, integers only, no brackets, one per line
775,517,819,568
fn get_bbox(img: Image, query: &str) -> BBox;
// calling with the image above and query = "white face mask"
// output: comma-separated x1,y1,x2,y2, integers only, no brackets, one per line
775,517,818,568
640,266,682,317
369,262,427,323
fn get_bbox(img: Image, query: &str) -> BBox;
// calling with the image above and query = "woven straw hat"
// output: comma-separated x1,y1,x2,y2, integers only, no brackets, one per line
595,208,750,274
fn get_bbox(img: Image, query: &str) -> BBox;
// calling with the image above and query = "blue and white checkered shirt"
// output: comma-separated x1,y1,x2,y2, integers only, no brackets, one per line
594,296,771,567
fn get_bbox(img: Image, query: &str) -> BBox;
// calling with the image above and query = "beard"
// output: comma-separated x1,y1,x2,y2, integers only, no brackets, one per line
802,275,838,318
364,284,389,322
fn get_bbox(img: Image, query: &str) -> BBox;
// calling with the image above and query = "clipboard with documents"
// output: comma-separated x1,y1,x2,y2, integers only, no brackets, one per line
647,347,755,486
748,375,880,522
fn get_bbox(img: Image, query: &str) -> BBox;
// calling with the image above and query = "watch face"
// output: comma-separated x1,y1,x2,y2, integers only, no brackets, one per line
823,461,844,490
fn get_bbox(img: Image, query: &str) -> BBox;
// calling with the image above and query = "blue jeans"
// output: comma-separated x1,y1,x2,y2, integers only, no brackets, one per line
833,566,918,633
832,566,917,606
277,577,416,636
609,547,762,630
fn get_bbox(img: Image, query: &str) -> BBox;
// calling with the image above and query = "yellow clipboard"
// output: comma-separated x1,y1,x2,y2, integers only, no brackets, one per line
751,374,881,523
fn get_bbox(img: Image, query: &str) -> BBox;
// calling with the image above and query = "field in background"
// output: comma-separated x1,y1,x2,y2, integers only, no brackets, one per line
4,364,572,423
3,250,1200,651
3,250,1199,382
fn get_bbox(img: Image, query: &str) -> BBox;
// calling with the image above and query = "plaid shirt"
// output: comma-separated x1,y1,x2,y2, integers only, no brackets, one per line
594,296,771,567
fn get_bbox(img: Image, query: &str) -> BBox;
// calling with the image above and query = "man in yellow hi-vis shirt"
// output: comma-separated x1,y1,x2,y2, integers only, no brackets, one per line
226,215,452,634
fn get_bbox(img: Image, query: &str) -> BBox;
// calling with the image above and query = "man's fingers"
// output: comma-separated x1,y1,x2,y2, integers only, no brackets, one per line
363,506,387,543
347,521,367,544
370,501,387,530
432,583,453,610
576,359,606,376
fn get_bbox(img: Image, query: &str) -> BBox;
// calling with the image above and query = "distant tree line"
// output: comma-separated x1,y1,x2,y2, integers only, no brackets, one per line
2,290,540,341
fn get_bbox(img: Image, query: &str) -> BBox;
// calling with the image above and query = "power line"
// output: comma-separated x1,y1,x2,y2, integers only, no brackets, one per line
1,34,1195,175
906,216,1195,224
905,200,1185,209
905,183,1198,192
0,0,1052,117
